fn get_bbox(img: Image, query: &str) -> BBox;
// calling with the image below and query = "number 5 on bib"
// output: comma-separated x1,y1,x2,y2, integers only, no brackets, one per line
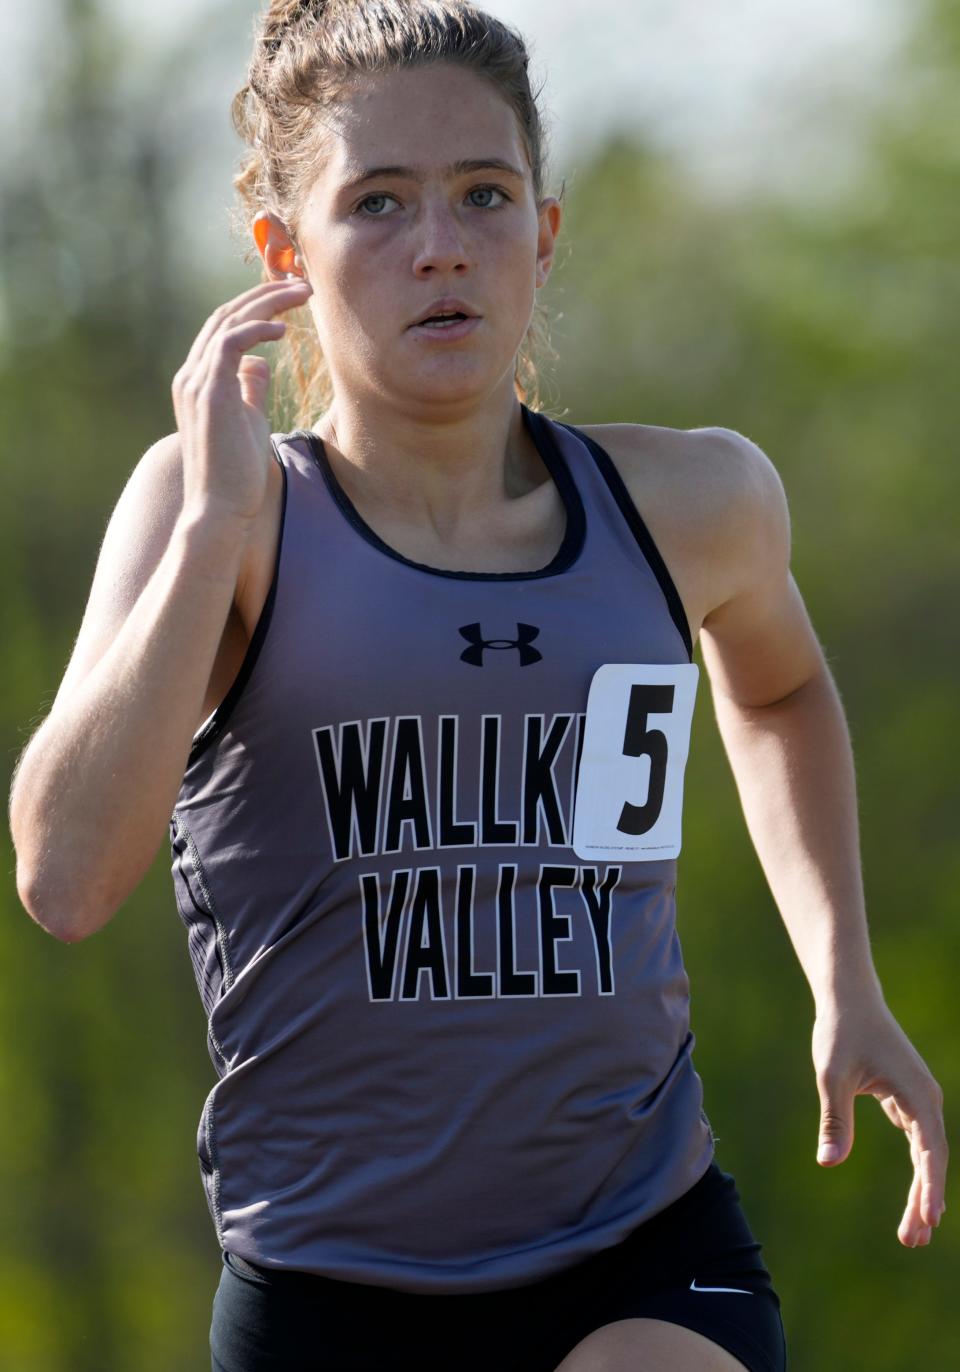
572,662,699,861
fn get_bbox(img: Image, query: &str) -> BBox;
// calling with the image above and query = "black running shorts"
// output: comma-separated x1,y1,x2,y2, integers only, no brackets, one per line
210,1160,787,1372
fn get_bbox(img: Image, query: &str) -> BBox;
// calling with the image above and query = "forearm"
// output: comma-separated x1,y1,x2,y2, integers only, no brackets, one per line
711,662,884,1011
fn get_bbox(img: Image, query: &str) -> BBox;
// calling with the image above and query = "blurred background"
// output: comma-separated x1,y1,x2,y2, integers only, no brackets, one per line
1,0,957,1366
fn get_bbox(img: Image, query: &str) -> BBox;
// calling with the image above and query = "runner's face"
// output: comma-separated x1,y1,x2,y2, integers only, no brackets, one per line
293,62,560,407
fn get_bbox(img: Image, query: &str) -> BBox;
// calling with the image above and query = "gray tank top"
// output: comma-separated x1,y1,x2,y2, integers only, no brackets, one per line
168,403,715,1293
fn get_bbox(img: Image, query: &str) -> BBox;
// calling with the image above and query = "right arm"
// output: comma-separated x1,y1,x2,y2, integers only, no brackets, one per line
8,441,252,942
8,276,313,942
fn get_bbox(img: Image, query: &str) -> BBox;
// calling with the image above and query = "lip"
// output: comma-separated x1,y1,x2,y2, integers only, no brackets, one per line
407,297,481,329
407,316,481,342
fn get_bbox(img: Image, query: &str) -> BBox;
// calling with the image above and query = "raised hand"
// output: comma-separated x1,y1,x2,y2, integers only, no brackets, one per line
172,277,312,526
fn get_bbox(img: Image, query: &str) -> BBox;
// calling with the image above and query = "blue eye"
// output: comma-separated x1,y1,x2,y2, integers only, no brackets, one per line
357,193,396,217
354,185,510,217
467,186,508,208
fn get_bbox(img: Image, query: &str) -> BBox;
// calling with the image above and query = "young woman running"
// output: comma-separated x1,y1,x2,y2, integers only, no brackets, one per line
10,2,947,1369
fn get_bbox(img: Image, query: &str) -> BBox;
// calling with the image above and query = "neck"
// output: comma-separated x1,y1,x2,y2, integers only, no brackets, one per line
311,382,543,539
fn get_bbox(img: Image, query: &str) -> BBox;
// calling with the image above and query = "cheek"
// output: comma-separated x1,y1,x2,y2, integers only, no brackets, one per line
312,242,376,331
308,218,364,283
329,234,397,315
494,217,541,279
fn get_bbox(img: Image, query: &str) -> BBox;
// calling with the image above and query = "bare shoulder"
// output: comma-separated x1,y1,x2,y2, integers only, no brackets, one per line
573,420,789,640
574,420,786,530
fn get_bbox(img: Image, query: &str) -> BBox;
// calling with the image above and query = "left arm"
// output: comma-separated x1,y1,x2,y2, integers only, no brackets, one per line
696,428,948,1248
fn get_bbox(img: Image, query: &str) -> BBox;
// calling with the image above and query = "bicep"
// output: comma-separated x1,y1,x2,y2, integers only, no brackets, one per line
46,432,187,718
697,430,825,708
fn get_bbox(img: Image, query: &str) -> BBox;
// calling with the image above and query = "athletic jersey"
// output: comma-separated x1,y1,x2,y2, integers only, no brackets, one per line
168,403,716,1294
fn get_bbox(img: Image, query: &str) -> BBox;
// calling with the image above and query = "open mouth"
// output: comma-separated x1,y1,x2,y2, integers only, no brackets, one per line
415,312,470,329
408,312,480,341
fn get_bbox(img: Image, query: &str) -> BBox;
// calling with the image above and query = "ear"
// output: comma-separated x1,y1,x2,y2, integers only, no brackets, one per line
535,196,562,288
252,210,305,281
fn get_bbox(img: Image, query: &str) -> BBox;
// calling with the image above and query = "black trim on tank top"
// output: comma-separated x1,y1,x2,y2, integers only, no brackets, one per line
301,402,586,581
186,446,288,764
557,421,694,662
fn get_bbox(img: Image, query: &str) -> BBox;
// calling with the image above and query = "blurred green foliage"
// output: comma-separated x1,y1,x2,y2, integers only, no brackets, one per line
1,1,956,1368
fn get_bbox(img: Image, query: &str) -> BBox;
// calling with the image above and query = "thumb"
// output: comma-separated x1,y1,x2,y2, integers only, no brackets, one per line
817,1079,854,1165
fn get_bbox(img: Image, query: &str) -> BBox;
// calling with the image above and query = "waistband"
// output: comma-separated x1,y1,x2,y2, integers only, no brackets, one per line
220,1160,733,1291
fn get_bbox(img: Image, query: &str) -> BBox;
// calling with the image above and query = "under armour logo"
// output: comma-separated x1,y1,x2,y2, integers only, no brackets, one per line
458,622,542,667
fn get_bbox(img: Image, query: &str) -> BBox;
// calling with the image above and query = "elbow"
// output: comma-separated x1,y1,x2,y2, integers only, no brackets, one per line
15,865,106,943
17,876,76,942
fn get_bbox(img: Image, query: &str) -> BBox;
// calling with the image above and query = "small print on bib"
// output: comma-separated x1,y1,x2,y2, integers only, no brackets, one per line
572,662,699,861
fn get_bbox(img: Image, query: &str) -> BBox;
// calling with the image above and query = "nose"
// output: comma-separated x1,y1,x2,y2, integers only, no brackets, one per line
411,198,471,276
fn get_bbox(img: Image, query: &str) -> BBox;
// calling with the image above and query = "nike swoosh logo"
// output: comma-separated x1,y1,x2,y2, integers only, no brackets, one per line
690,1278,754,1294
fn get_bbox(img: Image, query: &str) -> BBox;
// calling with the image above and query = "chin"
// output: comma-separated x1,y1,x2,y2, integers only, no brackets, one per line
392,365,499,407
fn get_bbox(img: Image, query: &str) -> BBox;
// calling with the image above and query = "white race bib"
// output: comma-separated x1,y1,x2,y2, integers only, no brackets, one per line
572,663,699,861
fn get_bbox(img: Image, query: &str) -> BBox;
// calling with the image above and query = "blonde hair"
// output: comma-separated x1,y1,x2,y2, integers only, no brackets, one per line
229,0,564,429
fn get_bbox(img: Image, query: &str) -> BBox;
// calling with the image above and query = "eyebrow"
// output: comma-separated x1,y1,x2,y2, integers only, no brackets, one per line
339,157,526,192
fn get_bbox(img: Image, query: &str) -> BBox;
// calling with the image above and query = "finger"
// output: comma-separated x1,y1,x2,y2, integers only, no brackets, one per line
915,1129,943,1229
873,1087,943,1244
238,354,273,415
896,1112,946,1246
192,319,288,409
877,1092,908,1131
899,1165,929,1247
180,280,279,373
904,1097,948,1227
182,279,311,380
191,283,310,398
877,1076,948,1225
